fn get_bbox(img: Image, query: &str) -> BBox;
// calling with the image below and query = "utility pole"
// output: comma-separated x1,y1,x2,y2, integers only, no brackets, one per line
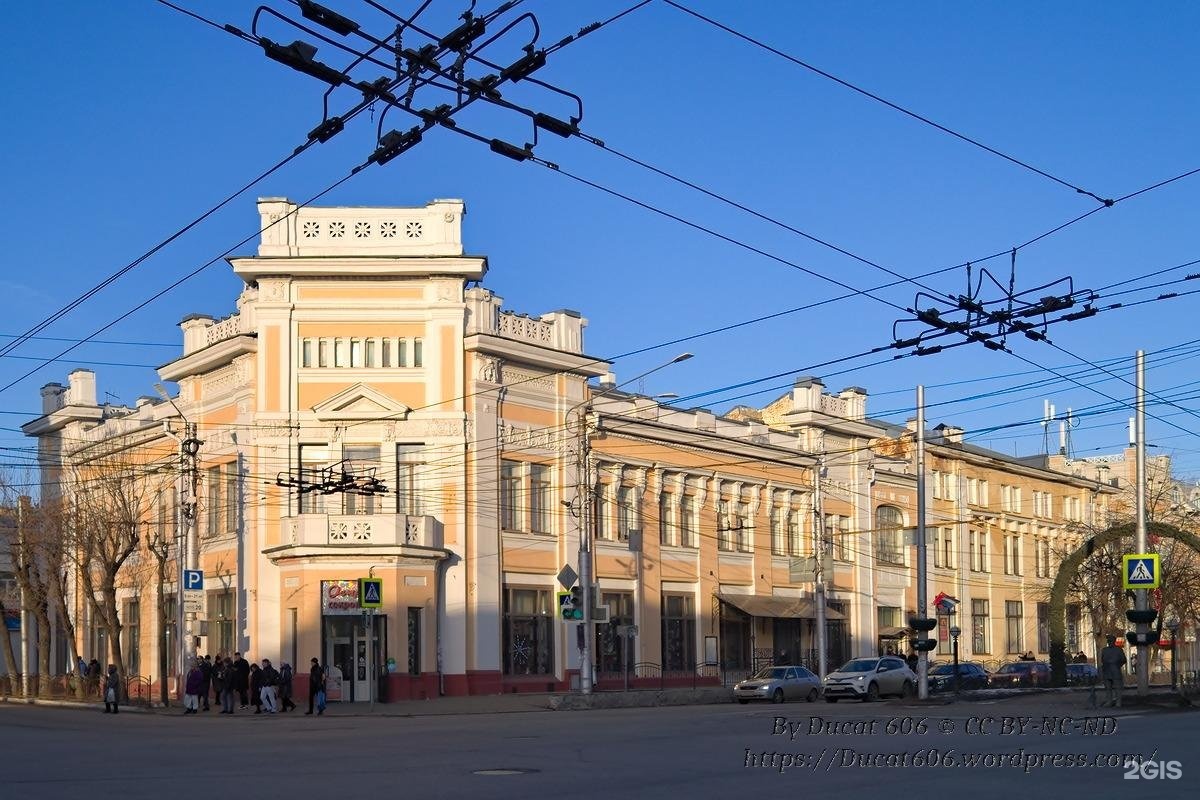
813,455,827,679
17,499,30,699
1133,351,1150,697
181,422,201,669
915,385,930,700
575,408,595,694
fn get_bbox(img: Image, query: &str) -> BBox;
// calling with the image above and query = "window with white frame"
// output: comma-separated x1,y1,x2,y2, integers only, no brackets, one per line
941,471,956,502
342,445,380,515
737,500,753,552
396,444,425,516
771,507,786,555
679,493,697,548
1035,537,1050,578
969,529,990,573
830,514,852,561
790,508,805,557
298,444,330,514
298,335,426,369
934,527,955,569
875,505,904,564
500,460,522,532
931,470,944,500
659,490,675,546
530,464,551,535
617,485,639,542
718,500,737,552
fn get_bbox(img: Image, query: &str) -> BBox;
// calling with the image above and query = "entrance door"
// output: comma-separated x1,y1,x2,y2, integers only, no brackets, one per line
349,617,386,702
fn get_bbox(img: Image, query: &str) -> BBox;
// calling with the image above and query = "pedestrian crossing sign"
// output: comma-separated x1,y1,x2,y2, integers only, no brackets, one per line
359,578,383,608
1122,553,1160,590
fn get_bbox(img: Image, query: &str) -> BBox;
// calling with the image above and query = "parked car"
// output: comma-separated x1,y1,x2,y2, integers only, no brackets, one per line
823,657,916,702
735,665,822,704
1066,663,1099,686
989,661,1051,687
928,662,990,692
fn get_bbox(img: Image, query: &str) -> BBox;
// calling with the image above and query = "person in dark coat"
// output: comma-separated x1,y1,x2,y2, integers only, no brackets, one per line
183,662,204,714
1100,634,1127,708
306,657,325,715
103,665,121,714
278,663,297,712
233,652,250,708
198,655,212,711
215,658,236,714
249,663,264,714
88,659,102,697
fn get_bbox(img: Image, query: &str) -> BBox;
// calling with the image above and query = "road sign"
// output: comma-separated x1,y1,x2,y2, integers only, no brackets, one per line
359,578,383,608
183,594,204,614
556,564,578,591
1123,553,1160,590
183,570,204,591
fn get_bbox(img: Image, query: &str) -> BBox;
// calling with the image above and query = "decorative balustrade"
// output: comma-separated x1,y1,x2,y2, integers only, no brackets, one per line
283,513,441,549
497,312,554,344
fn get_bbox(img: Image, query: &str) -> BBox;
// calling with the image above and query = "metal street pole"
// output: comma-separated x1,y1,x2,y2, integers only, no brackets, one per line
17,500,30,699
1134,351,1150,697
916,385,929,700
950,625,961,695
813,456,827,680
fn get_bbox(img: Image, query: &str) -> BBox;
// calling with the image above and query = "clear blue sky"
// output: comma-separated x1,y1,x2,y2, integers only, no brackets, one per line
2,1,1199,474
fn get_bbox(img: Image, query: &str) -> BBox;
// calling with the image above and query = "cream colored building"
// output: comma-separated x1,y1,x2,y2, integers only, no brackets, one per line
24,199,1117,698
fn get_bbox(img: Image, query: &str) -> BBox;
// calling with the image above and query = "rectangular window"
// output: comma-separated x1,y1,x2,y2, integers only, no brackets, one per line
771,508,785,555
659,491,674,546
972,599,989,654
718,501,736,552
737,502,752,552
832,514,851,561
301,338,313,367
413,337,423,367
662,594,696,670
318,338,329,368
1005,600,1023,653
791,510,806,557
407,608,422,676
350,338,363,368
596,592,635,674
124,599,140,675
680,494,697,548
617,486,638,542
530,464,551,534
365,339,376,368
381,338,391,368
334,338,348,368
503,588,554,675
164,595,177,677
299,444,330,514
877,605,901,629
224,464,238,534
208,590,234,657
596,486,614,541
500,460,522,531
934,527,955,569
1037,602,1050,653
931,470,943,500
968,478,979,505
342,445,381,515
1036,538,1050,578
395,445,425,516
397,339,408,367
206,466,221,537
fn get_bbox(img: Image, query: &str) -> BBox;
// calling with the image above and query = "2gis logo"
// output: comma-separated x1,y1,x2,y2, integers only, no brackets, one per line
1124,759,1182,780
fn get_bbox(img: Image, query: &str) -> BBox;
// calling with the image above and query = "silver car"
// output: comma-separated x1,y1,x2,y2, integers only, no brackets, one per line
735,665,822,704
822,657,916,702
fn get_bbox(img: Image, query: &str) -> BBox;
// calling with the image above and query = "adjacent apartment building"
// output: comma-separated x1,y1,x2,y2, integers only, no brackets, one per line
21,198,1117,699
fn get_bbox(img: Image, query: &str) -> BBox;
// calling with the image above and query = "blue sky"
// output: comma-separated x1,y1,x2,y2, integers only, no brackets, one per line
2,1,1199,474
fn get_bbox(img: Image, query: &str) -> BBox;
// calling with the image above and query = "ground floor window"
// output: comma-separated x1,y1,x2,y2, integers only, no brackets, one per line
596,592,635,674
1037,602,1049,653
207,590,234,657
663,594,696,670
407,607,422,676
503,588,554,675
123,599,140,675
827,602,850,667
1005,600,1023,653
972,599,990,654
719,604,749,670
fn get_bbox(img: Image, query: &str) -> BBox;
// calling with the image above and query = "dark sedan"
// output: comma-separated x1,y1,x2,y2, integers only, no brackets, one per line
929,662,989,692
1066,663,1099,686
990,661,1051,687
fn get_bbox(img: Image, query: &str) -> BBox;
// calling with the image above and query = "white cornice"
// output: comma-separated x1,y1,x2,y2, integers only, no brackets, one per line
159,335,257,382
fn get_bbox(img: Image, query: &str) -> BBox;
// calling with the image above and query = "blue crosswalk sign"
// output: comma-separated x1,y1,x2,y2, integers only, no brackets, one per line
1122,554,1159,590
359,578,383,608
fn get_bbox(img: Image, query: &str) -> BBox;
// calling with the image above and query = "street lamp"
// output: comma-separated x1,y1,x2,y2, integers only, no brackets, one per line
1166,616,1180,691
568,353,693,695
949,625,962,695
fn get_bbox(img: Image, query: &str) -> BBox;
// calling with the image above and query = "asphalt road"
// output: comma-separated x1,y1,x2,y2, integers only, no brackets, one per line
1,697,1194,799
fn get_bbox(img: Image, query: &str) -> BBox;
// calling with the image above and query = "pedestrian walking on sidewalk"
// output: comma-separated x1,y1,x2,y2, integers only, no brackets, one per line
1100,634,1127,708
306,657,326,715
184,662,204,714
233,652,250,708
103,665,121,714
216,657,236,714
278,662,297,712
260,659,280,713
249,663,264,714
199,655,213,711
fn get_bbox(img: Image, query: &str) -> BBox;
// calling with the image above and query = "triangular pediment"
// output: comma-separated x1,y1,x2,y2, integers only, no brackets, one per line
311,383,411,421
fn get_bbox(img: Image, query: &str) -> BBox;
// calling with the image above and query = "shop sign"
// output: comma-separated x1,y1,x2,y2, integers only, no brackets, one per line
321,580,361,615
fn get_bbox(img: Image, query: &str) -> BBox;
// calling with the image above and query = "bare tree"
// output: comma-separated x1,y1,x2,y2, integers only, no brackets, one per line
66,445,171,700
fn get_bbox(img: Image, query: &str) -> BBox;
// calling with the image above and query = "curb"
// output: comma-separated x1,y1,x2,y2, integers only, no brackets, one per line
0,697,156,713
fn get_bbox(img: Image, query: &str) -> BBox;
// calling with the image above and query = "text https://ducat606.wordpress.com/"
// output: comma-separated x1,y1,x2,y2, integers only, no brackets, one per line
744,715,1182,779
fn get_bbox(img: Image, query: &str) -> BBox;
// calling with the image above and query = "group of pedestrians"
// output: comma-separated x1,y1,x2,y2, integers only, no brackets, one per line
181,653,327,716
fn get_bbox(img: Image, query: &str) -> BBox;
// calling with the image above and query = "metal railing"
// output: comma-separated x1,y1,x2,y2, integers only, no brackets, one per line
0,673,157,706
594,662,721,691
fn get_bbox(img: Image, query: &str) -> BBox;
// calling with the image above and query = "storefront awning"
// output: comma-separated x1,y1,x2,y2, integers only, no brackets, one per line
877,626,912,640
717,593,845,621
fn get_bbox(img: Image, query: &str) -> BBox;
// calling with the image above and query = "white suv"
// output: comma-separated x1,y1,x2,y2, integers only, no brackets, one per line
822,656,916,702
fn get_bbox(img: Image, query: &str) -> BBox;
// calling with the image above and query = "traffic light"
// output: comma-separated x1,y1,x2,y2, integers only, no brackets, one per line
912,638,938,652
558,587,584,621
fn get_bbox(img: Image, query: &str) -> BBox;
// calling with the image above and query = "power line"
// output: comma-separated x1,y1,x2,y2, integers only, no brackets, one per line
660,0,1113,206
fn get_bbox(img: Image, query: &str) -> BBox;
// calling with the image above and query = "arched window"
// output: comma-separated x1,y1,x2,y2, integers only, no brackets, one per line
876,505,905,564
